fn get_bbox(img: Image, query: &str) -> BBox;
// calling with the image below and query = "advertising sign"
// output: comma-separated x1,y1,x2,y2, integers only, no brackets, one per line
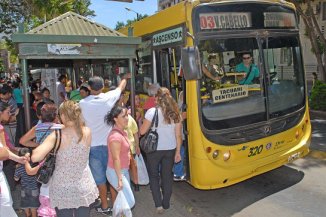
47,44,81,55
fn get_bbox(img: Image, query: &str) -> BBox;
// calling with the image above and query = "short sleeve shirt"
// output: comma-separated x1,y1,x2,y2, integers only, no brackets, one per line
13,88,23,104
107,128,131,169
57,82,67,105
144,107,177,150
79,88,121,147
235,63,260,85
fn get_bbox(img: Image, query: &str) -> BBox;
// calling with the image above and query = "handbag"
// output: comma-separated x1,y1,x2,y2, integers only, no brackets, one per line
36,129,62,185
140,108,158,154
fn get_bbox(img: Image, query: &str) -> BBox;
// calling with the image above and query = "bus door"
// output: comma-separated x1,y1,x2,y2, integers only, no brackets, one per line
155,49,171,90
154,48,182,100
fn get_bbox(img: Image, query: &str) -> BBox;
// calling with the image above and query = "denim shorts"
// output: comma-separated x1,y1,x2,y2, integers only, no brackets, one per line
21,188,40,208
106,167,135,208
89,145,108,185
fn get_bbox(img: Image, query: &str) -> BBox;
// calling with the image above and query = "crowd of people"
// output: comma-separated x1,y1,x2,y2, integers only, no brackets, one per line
0,73,187,217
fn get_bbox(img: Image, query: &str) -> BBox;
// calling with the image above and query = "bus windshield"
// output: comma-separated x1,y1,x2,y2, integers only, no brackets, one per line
198,35,305,131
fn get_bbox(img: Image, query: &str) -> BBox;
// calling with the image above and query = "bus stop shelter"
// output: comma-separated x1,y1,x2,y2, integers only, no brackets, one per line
12,12,141,130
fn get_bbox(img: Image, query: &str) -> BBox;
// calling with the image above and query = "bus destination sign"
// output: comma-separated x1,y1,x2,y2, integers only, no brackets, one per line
200,13,251,30
264,12,296,28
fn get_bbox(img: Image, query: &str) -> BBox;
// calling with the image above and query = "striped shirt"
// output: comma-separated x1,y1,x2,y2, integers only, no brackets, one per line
0,97,18,115
35,122,62,144
14,164,39,190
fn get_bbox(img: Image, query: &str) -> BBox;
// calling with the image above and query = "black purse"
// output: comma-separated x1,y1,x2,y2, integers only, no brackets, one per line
36,129,62,185
140,108,159,154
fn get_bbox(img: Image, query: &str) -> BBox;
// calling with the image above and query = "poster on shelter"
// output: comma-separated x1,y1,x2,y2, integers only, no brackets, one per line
47,44,81,55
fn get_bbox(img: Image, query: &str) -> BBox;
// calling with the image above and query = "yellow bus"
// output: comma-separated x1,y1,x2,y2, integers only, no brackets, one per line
120,0,311,189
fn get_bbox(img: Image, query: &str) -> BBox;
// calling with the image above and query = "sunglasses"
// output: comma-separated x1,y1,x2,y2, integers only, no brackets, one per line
243,56,251,60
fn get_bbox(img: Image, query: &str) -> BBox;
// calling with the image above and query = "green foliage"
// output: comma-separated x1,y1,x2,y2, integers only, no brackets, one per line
0,0,30,36
115,14,148,30
0,58,4,73
0,0,95,35
310,80,326,111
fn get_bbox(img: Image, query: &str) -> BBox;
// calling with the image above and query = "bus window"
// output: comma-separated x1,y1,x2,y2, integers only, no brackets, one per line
263,36,305,118
198,38,266,130
136,40,153,94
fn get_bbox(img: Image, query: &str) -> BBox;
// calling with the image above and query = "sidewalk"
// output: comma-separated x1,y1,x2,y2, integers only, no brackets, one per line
13,183,196,217
310,109,326,120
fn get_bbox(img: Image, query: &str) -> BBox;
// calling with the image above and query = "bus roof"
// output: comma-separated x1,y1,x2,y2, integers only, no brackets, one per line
118,0,295,37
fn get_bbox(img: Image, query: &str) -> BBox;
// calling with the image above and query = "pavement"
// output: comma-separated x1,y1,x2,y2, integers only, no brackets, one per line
12,109,325,217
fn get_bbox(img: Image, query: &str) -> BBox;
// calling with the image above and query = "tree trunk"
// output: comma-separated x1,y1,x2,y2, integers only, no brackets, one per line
290,0,326,81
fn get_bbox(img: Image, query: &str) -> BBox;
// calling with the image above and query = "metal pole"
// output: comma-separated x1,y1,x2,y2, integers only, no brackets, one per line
129,58,135,118
21,59,31,130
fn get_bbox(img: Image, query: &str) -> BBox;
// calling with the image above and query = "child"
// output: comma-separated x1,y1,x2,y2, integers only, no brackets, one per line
24,153,56,217
41,88,54,104
19,103,59,217
14,149,40,217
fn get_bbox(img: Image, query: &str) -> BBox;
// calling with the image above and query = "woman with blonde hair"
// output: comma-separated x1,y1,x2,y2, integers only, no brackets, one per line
32,101,98,217
140,87,182,214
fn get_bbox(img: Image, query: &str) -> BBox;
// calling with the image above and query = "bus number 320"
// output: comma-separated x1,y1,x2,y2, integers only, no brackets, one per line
248,145,263,157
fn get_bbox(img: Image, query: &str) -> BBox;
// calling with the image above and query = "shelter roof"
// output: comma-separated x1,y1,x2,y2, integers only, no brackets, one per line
27,11,125,37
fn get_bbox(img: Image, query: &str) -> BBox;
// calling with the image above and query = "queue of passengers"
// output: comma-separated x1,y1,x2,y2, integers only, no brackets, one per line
0,74,186,217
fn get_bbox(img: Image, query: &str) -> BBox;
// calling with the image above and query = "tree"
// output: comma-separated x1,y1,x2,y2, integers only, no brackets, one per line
115,21,126,31
0,0,30,37
0,0,95,64
289,0,326,81
114,14,148,30
31,0,95,24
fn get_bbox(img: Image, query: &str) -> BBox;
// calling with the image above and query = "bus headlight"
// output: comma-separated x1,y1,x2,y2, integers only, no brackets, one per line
223,151,231,161
212,150,219,159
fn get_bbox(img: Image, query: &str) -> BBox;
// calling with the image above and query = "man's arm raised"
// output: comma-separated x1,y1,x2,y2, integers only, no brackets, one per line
117,73,131,92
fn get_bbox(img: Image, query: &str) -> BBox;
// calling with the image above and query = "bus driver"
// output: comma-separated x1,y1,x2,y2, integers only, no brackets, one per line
235,52,260,85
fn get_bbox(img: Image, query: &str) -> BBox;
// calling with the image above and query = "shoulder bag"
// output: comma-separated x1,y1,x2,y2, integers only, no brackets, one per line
140,108,158,154
36,129,62,184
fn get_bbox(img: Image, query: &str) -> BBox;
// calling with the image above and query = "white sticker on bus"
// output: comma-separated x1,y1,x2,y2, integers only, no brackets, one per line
212,85,248,103
199,12,252,30
152,27,183,46
264,12,296,28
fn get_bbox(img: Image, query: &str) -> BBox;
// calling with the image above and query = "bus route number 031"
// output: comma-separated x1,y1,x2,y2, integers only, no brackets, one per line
248,145,263,157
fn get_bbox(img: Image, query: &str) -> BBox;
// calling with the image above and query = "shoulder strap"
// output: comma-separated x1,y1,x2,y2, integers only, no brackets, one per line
52,129,62,155
242,64,253,84
148,108,157,130
38,124,53,143
153,108,159,129
110,128,130,145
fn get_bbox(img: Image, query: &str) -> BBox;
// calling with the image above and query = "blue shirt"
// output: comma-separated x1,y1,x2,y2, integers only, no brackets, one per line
235,63,260,85
14,164,39,190
35,123,62,144
13,88,23,104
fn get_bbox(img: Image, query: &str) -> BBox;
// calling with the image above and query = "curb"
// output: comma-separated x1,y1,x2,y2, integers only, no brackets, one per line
309,109,326,119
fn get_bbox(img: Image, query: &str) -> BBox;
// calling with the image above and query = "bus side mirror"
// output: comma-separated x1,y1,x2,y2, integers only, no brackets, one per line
181,47,202,80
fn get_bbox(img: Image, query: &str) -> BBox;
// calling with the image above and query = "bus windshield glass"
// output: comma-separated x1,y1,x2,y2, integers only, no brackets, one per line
198,35,305,131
